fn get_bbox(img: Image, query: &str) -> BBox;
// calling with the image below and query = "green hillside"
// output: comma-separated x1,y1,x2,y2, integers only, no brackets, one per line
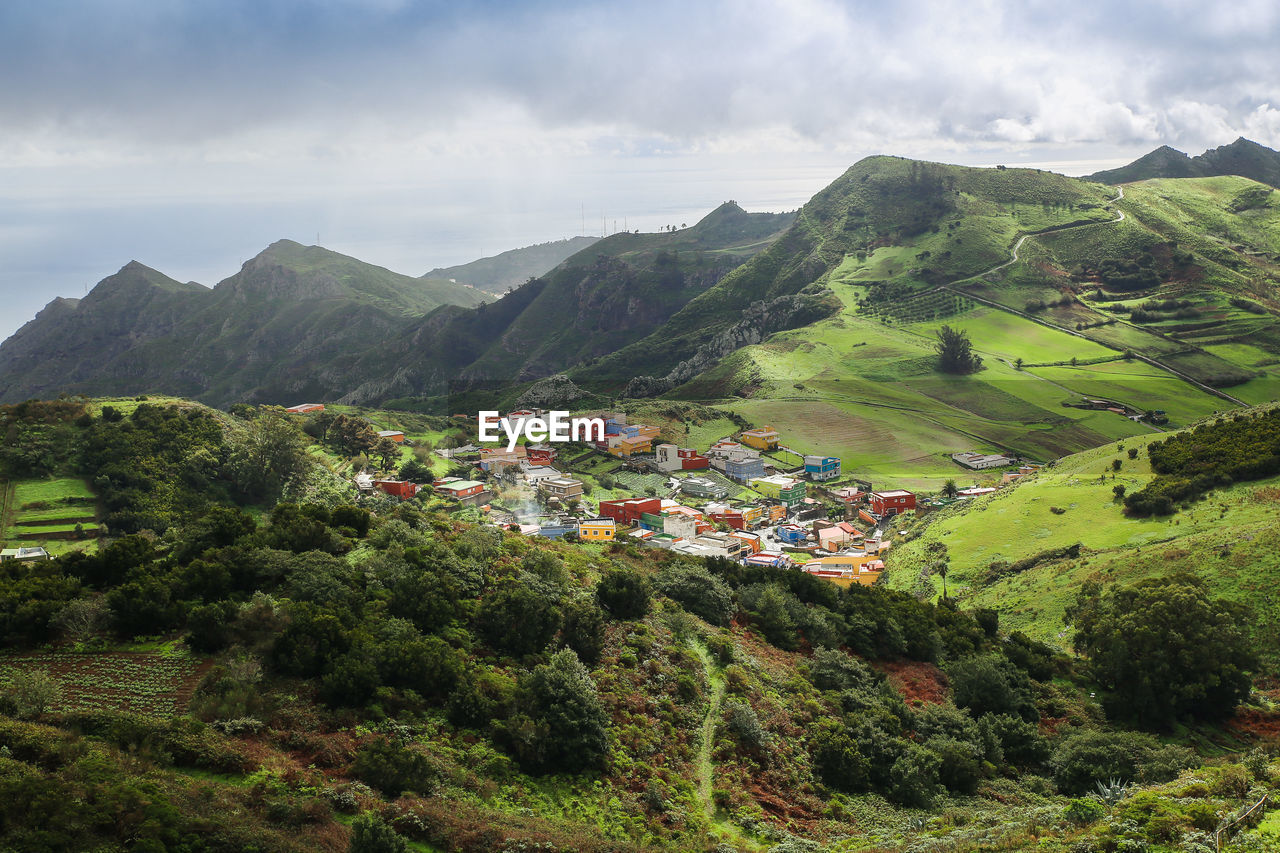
335,203,795,405
4,396,1280,853
617,166,1279,488
0,241,487,406
577,156,1120,390
886,404,1280,662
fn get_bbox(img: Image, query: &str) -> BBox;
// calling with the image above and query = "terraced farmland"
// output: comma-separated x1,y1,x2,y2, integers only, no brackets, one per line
1,477,100,555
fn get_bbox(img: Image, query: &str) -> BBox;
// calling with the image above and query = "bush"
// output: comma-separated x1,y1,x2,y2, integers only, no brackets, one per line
352,738,438,797
505,649,608,773
810,719,871,793
0,668,62,719
724,700,770,751
1062,797,1107,825
596,568,651,620
1051,729,1195,794
889,742,942,807
924,735,983,794
560,598,606,665
349,813,408,853
477,583,561,657
655,562,734,626
809,648,879,693
1070,574,1256,728
947,653,1037,721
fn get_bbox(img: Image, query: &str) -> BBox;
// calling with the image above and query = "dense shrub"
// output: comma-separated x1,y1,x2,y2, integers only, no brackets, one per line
1051,729,1196,794
655,562,734,626
353,738,439,797
504,649,608,773
946,653,1037,721
596,568,651,620
477,583,561,657
1070,574,1256,728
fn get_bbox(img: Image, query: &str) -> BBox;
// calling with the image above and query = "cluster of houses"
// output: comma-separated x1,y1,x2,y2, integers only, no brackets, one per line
318,405,1037,591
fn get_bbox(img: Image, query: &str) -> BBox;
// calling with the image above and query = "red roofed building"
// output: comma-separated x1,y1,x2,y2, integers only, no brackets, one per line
285,403,325,414
526,445,557,466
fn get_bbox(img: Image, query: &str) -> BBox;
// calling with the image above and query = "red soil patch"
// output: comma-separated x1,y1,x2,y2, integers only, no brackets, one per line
874,660,948,707
1228,708,1280,741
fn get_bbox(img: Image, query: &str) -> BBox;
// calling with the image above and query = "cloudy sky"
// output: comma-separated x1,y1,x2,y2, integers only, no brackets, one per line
2,0,1279,341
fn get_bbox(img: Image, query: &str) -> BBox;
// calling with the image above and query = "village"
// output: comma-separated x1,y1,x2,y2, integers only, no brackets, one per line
284,403,1041,590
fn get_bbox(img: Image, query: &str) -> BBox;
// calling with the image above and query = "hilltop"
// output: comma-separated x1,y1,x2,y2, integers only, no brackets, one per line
580,158,1278,487
0,207,792,409
424,235,602,295
1087,137,1280,188
0,240,487,405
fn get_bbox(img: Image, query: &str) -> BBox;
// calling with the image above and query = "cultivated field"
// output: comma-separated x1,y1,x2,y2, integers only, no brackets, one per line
1,477,100,555
0,649,208,717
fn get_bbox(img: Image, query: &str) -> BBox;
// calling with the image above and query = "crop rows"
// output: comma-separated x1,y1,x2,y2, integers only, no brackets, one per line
863,291,975,325
0,651,203,717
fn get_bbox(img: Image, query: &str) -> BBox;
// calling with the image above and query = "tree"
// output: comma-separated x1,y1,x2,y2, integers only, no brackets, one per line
1,667,62,718
934,325,983,374
941,479,959,499
374,436,401,471
227,409,310,500
596,568,650,620
397,457,433,484
1069,574,1256,729
560,598,606,665
507,649,608,772
353,738,438,797
946,653,1037,721
477,584,561,657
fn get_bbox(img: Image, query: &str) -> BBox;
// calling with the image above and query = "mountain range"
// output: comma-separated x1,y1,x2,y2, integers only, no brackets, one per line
1,140,1278,464
1086,136,1280,187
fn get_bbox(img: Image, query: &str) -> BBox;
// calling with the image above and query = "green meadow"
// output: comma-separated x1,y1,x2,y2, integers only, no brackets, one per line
886,413,1280,661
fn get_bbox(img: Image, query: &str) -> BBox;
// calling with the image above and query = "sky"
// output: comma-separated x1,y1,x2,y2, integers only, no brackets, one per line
2,0,1279,342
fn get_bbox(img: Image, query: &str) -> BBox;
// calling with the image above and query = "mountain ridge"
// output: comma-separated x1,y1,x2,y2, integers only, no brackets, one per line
1087,137,1280,187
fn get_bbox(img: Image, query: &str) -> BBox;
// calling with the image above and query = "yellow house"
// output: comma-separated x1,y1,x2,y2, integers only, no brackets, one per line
739,505,764,526
800,554,884,588
740,426,780,450
608,435,653,457
578,518,616,541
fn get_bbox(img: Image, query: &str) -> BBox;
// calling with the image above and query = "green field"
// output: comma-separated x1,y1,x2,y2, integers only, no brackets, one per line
886,410,1280,661
688,279,1207,489
2,477,100,555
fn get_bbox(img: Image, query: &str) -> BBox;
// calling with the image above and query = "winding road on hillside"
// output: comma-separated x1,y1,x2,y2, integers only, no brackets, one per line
942,187,1247,407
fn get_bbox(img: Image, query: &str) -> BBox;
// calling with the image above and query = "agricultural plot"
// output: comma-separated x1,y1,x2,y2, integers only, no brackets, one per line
0,650,207,717
1026,360,1227,425
1,477,100,555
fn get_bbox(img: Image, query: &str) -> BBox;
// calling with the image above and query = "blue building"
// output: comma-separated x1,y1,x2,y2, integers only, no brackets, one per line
804,455,841,482
724,454,765,484
776,524,809,545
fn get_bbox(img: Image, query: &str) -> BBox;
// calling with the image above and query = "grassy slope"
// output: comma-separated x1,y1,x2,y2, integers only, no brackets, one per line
886,405,1280,663
652,171,1277,489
